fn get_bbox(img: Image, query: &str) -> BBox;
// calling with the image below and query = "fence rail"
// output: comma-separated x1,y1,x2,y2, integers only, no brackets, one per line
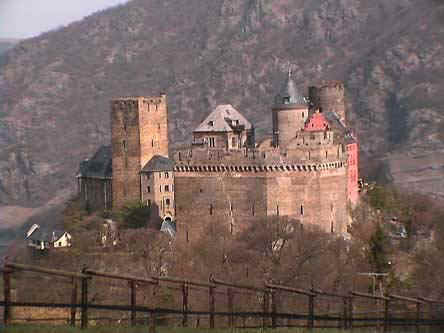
2,262,444,331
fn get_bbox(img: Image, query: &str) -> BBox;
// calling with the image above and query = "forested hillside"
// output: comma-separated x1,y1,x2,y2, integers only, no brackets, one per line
1,0,444,213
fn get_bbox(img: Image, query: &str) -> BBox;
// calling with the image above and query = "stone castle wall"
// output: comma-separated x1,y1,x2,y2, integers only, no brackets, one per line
78,177,112,212
111,96,168,207
174,162,349,239
138,95,169,167
111,99,142,206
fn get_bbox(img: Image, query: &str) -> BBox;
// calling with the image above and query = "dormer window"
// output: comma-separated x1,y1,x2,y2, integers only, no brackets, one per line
208,121,214,127
283,97,290,104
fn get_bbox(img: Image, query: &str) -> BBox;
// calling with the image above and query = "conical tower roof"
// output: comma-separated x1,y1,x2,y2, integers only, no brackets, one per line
275,69,307,106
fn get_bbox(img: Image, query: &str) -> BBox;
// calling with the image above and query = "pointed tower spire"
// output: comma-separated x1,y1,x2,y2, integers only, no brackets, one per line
275,66,306,106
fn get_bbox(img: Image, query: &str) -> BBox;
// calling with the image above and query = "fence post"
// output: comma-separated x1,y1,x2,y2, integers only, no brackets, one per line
308,294,315,330
149,310,156,333
348,295,353,329
416,302,421,333
227,288,234,328
262,290,269,329
209,286,215,328
427,301,433,333
342,296,348,329
182,283,188,327
80,276,89,329
383,298,390,333
70,277,77,327
129,280,136,326
271,290,277,329
3,269,11,326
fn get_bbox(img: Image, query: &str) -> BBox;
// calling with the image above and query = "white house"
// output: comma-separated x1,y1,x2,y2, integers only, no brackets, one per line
26,224,72,250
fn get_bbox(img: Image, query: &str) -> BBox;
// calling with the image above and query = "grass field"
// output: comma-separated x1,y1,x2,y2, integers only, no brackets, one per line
0,326,385,333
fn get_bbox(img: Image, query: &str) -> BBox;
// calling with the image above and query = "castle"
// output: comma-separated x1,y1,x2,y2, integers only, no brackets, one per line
77,72,359,237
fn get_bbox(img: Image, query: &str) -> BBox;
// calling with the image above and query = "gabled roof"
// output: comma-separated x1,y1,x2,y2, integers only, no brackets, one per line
28,228,66,242
78,145,112,178
194,104,252,133
142,155,175,172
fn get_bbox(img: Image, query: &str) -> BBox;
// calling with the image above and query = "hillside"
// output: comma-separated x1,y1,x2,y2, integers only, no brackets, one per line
1,0,444,216
0,38,19,55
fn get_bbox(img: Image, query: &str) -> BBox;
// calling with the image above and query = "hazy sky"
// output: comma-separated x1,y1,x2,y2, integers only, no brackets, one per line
0,0,129,39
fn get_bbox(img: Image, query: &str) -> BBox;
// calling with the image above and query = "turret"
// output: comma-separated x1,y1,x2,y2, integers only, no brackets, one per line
272,70,309,148
308,81,346,125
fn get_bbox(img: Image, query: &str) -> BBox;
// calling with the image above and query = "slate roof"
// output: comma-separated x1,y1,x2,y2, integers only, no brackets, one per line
194,104,252,132
28,228,66,242
142,155,175,172
275,71,307,106
324,111,356,144
78,145,112,178
160,220,176,238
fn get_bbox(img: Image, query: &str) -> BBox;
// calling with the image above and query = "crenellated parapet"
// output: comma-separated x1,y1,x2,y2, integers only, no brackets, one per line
174,161,346,174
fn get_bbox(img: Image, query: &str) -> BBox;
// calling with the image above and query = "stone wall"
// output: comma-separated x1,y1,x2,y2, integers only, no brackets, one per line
309,82,346,125
111,99,142,207
111,95,168,208
347,142,359,205
78,177,112,211
174,163,349,241
272,105,309,148
141,170,175,218
193,131,229,149
138,95,169,167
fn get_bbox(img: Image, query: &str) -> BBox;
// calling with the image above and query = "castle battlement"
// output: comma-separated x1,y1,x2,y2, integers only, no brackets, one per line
174,161,346,173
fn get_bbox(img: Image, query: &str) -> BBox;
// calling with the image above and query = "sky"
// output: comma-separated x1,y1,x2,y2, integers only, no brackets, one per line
0,0,129,39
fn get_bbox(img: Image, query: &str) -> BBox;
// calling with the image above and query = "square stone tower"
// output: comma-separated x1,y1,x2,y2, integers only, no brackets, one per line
111,94,169,208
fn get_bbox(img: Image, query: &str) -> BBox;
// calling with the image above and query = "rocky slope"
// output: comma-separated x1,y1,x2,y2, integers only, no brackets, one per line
1,0,444,214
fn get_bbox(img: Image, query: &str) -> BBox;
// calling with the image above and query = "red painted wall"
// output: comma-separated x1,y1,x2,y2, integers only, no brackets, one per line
347,142,359,205
304,112,329,131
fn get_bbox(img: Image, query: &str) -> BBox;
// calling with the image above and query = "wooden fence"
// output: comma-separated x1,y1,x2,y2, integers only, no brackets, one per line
1,262,444,331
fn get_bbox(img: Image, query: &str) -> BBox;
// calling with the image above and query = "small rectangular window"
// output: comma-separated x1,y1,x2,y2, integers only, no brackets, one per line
165,185,169,192
160,185,162,192
165,198,170,206
165,172,169,178
208,137,216,148
147,186,151,193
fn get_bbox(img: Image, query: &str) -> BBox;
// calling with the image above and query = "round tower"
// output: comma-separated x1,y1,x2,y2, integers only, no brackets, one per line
308,81,346,125
272,71,309,148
